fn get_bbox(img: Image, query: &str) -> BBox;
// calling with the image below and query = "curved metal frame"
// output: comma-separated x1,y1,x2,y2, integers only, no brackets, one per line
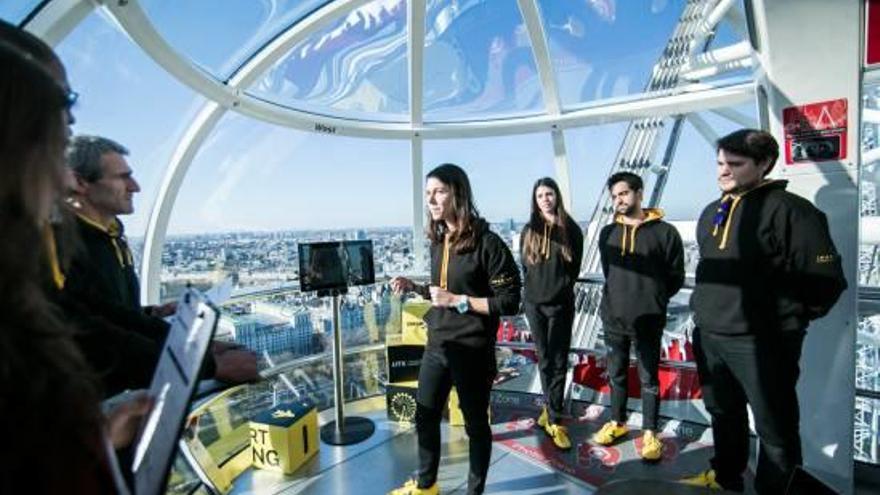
23,0,755,302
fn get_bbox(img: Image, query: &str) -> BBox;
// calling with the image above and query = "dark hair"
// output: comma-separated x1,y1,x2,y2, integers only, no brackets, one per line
67,135,129,182
523,177,574,265
716,129,779,176
425,163,482,253
0,44,106,492
607,171,643,192
0,19,81,271
0,19,59,66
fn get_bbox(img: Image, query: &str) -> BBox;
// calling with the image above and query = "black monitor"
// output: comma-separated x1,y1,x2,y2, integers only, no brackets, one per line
298,240,375,293
344,240,375,287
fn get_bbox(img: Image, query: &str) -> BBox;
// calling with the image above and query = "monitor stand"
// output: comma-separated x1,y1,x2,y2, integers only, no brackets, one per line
320,290,375,445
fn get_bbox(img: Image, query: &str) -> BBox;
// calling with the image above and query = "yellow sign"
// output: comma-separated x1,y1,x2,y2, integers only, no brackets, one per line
250,404,318,474
397,299,430,346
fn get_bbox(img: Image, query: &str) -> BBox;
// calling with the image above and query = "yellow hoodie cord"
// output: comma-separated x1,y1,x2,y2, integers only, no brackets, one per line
629,224,638,254
718,195,741,250
76,213,133,268
440,234,450,290
541,222,553,259
43,223,65,290
617,209,663,255
711,195,741,250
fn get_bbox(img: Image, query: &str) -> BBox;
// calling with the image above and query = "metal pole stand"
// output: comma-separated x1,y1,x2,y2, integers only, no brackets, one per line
320,291,375,445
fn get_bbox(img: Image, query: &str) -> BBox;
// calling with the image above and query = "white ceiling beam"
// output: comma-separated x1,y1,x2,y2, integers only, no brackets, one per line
690,0,738,56
102,0,754,140
407,0,426,126
722,2,748,39
516,0,561,115
226,0,375,88
22,0,93,47
140,102,226,303
711,106,757,128
686,113,720,148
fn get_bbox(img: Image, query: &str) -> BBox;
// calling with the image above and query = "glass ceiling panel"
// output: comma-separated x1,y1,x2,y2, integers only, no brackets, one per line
247,0,409,122
537,0,686,109
140,0,332,78
423,0,543,122
0,0,44,25
56,10,205,267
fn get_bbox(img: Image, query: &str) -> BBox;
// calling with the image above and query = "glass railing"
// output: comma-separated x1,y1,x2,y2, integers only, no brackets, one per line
163,273,879,492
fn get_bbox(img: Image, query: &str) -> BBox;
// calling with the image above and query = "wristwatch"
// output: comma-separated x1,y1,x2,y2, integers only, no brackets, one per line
455,295,469,314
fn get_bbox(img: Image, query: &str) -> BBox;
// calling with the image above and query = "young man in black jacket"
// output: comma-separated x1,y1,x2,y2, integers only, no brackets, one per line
593,171,684,461
682,129,846,494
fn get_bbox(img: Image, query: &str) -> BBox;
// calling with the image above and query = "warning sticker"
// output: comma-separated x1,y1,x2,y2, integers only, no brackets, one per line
782,98,848,165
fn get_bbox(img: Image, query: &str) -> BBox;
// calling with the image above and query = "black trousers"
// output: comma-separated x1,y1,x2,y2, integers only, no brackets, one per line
524,300,574,423
416,344,496,494
604,327,663,430
693,328,805,494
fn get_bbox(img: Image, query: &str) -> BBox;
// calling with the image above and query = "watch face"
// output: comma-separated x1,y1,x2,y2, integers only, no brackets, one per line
390,392,417,422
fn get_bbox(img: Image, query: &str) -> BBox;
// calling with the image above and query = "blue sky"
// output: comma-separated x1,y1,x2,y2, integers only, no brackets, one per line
5,0,749,235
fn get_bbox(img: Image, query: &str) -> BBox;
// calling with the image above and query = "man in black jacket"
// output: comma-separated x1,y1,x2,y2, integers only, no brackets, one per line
682,129,847,494
593,171,684,461
65,135,259,395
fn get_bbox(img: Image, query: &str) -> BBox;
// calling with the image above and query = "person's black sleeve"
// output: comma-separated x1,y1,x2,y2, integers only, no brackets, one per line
598,225,612,278
52,290,161,397
519,225,529,277
569,220,584,281
665,226,685,298
482,233,522,316
784,205,848,320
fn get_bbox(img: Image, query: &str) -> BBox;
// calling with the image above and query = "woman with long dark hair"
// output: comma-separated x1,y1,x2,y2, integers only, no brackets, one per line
0,41,119,493
520,177,583,450
0,30,150,492
389,164,521,495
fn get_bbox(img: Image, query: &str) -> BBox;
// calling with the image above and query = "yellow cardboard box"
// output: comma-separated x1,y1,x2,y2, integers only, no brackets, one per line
250,402,318,474
396,299,430,346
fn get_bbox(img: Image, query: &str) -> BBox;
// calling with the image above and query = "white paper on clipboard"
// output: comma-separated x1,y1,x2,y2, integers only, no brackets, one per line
131,288,219,495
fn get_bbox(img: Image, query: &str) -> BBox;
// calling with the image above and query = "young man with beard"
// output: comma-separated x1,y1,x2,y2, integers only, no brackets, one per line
592,171,684,461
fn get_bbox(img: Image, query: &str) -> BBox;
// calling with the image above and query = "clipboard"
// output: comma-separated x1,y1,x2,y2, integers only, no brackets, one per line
131,288,219,495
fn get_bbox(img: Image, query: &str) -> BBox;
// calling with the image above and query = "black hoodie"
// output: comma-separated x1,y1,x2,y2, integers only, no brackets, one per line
421,219,522,349
520,216,584,305
690,180,847,335
598,208,685,334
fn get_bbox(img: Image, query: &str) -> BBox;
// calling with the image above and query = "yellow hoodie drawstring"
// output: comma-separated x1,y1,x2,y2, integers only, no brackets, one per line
711,195,742,250
440,235,450,290
616,208,663,256
76,213,133,268
541,222,553,259
43,224,65,290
